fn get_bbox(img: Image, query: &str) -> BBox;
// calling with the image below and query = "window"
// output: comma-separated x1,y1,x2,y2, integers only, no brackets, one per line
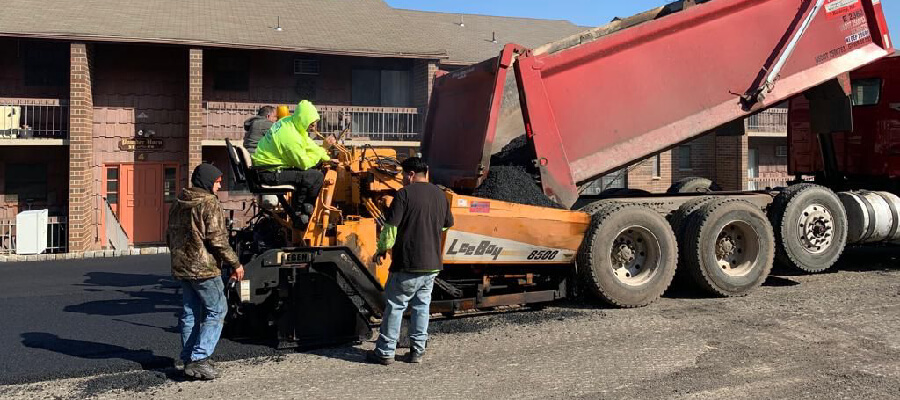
851,78,881,106
651,153,662,178
678,145,692,170
294,59,320,75
581,168,627,195
23,43,68,87
5,163,48,202
105,166,119,207
351,69,412,107
213,55,249,91
776,145,788,157
164,167,177,203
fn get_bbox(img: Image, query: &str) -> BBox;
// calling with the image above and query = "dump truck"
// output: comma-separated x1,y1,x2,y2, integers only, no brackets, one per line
223,0,894,347
786,53,900,249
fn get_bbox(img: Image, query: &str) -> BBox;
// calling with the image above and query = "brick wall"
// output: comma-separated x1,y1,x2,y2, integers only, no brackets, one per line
412,59,439,108
714,134,749,191
188,48,203,178
68,43,95,251
750,137,789,176
627,151,673,193
623,132,750,193
90,44,191,237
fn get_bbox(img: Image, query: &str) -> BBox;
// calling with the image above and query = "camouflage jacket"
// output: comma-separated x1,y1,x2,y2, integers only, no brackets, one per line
166,187,240,280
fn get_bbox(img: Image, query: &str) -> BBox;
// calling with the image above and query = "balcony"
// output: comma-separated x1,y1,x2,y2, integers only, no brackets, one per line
204,102,421,145
745,108,787,137
0,216,68,255
0,98,69,144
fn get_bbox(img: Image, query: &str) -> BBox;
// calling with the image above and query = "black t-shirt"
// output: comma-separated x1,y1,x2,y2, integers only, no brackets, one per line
384,182,454,272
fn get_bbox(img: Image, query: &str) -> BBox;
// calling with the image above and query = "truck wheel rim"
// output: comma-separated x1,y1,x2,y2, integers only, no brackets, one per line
796,203,834,255
609,226,661,286
715,221,760,277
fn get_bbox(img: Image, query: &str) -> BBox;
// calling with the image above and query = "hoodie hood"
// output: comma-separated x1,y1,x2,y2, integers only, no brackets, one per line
177,187,216,208
191,163,222,194
291,100,320,136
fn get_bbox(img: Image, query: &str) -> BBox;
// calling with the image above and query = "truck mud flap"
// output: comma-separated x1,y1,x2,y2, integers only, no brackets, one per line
232,247,385,348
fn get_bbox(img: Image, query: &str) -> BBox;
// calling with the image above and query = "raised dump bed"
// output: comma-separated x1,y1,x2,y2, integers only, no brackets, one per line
422,0,892,208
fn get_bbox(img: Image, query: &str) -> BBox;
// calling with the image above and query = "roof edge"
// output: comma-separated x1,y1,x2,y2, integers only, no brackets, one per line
0,32,450,60
395,8,578,24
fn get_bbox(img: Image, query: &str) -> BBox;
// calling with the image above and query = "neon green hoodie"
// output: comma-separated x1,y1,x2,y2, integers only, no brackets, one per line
251,100,330,170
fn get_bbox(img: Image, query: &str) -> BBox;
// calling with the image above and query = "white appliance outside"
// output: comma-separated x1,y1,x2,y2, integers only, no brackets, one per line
16,209,48,255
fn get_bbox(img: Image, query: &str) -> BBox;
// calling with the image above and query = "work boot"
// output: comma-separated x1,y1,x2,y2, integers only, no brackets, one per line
404,350,424,364
365,350,394,365
184,358,218,380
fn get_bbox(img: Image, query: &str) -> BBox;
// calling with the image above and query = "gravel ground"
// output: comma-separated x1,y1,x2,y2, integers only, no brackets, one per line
2,246,898,400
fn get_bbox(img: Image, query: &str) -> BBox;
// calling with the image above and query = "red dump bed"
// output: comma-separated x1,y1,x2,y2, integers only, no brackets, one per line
421,0,893,207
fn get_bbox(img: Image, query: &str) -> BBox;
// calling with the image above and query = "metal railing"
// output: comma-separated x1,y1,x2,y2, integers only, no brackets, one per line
745,108,787,135
0,216,68,254
204,102,420,143
0,98,69,139
103,198,129,250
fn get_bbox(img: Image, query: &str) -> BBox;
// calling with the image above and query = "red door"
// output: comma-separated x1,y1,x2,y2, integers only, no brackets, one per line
120,164,164,244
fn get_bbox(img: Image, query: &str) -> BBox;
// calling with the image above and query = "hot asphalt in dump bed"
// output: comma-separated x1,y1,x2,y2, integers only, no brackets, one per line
474,135,565,209
0,255,281,386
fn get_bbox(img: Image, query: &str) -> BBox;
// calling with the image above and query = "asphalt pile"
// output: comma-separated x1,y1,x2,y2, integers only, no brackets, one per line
473,135,564,209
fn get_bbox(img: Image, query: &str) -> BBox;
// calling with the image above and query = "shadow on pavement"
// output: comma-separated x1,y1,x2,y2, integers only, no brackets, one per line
63,288,181,317
21,332,174,370
76,272,178,288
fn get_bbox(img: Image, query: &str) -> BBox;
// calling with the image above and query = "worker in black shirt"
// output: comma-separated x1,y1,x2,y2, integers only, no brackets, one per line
367,157,453,365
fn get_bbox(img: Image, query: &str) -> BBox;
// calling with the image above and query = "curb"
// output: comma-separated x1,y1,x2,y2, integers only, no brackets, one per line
0,247,169,263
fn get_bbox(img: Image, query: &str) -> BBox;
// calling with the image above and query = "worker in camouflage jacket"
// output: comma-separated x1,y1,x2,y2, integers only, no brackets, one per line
166,163,243,380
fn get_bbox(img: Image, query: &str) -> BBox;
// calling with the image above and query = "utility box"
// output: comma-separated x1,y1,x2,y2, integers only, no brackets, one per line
16,210,48,255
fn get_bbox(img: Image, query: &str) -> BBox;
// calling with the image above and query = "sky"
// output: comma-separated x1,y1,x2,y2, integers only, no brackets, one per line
385,0,899,32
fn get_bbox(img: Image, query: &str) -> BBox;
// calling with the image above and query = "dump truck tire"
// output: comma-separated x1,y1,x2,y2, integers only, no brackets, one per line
579,199,619,215
668,196,717,284
669,196,718,238
577,204,678,308
682,199,774,297
667,177,722,194
768,184,847,273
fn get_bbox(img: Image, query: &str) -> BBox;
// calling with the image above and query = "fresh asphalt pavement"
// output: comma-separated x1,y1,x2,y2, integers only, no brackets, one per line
0,255,279,385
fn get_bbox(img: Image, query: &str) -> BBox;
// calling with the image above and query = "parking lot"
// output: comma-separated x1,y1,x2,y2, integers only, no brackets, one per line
0,246,897,400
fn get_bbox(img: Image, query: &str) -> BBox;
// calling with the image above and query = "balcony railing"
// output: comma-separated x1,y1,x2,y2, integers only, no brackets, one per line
0,216,68,255
0,98,69,140
745,108,787,136
204,102,420,143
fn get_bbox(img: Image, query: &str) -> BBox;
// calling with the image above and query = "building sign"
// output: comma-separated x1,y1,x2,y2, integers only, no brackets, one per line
118,138,164,152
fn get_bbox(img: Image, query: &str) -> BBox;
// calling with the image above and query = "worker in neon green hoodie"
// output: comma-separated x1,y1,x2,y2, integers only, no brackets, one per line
252,100,336,225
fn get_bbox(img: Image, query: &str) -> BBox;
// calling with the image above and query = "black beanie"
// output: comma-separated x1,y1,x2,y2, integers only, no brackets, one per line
191,163,223,193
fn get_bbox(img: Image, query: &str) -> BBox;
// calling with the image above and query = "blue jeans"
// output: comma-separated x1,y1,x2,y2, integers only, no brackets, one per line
179,277,227,363
374,271,437,358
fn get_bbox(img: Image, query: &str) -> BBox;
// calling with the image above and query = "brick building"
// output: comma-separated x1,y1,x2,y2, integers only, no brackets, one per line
0,0,787,253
